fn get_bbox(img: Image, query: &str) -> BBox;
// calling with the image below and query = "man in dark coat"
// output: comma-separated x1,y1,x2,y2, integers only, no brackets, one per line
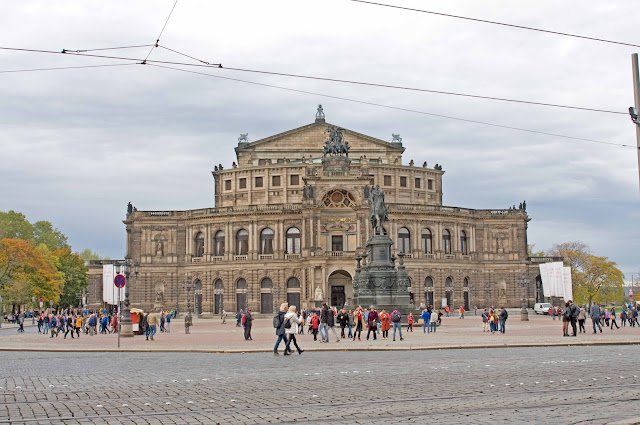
366,307,378,340
244,309,253,340
273,303,290,355
337,308,348,338
569,300,579,336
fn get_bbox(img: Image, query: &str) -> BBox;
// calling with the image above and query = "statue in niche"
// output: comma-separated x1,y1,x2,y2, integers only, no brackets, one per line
155,238,164,256
314,286,323,301
155,289,164,303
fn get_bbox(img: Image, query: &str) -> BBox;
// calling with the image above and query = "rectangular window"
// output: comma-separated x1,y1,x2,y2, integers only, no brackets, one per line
239,178,246,189
225,180,231,190
290,174,299,186
272,175,281,187
255,176,263,187
400,176,407,187
332,235,343,252
428,179,433,190
258,159,267,165
415,178,421,189
383,175,392,186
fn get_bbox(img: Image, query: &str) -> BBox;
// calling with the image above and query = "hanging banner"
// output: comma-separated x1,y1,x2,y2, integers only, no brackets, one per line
102,264,124,305
562,267,573,302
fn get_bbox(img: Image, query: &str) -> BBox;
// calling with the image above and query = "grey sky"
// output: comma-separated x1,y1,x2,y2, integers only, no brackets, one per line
1,0,638,279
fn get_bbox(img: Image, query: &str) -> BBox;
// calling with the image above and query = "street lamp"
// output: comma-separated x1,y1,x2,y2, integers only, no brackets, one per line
484,284,490,310
174,284,180,317
182,276,192,316
517,274,530,321
0,294,3,328
117,257,139,337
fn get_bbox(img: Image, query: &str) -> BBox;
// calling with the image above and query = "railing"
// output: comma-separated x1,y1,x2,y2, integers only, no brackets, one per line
329,251,356,257
285,253,300,260
444,254,455,260
234,255,248,261
192,257,202,263
401,253,413,259
258,254,274,260
149,211,171,216
387,204,521,217
211,256,224,262
424,254,434,259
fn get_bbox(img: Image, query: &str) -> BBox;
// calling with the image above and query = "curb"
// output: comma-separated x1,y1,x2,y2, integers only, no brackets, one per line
0,340,638,354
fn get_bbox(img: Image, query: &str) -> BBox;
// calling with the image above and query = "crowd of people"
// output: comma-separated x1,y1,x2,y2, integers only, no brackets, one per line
551,301,639,336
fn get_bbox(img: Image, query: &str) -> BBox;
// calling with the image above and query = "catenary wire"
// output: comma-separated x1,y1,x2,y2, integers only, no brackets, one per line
148,64,635,149
0,46,622,115
0,63,137,74
144,0,179,62
350,0,640,49
61,44,154,53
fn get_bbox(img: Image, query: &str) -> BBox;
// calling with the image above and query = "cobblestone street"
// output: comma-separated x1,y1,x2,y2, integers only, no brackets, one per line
1,346,639,424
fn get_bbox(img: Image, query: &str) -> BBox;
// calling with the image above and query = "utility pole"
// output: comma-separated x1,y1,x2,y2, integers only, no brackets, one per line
631,54,640,193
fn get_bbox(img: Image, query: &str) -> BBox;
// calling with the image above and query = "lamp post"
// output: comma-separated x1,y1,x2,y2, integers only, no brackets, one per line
174,284,180,318
31,296,36,324
118,257,139,337
484,284,490,310
517,274,530,321
0,294,3,328
183,276,192,316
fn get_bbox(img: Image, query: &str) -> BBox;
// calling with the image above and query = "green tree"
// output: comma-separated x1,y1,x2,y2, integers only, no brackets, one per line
53,247,88,308
0,210,33,240
77,248,109,263
571,253,624,306
33,221,68,251
527,244,545,257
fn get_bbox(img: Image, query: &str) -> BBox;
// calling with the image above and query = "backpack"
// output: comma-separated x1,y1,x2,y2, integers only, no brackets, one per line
284,317,291,329
563,308,571,319
504,310,508,320
273,314,281,328
392,312,401,322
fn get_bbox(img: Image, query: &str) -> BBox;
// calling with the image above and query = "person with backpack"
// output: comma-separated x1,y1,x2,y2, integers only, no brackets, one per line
391,309,404,341
243,309,253,340
481,309,489,332
273,302,292,355
379,309,390,339
283,305,304,355
499,307,508,334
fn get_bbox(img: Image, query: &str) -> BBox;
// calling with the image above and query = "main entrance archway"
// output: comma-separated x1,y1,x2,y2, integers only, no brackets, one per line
328,270,352,308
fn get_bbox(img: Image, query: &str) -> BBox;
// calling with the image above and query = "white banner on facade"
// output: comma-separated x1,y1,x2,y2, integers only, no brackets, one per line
539,261,564,297
102,264,124,305
562,267,573,302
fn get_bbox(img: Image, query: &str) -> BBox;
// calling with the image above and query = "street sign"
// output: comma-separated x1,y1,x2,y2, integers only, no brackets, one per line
114,274,126,288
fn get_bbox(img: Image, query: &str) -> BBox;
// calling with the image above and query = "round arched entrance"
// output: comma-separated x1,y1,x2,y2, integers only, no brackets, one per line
328,270,352,308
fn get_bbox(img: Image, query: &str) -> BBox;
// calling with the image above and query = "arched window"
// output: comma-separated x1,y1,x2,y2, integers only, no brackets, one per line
236,278,247,290
286,227,301,254
424,276,434,307
287,277,301,289
236,229,248,255
214,279,224,291
213,279,224,314
442,229,451,255
422,228,432,254
195,232,204,257
463,277,470,311
214,231,225,256
460,230,468,255
397,227,410,254
463,277,469,288
260,278,273,289
260,228,274,255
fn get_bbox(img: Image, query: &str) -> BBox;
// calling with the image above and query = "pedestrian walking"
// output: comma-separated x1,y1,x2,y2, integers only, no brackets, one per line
391,309,404,341
147,310,159,340
610,307,620,329
221,309,227,324
327,306,340,342
407,312,414,332
165,313,170,333
17,314,25,333
590,303,603,334
481,309,489,332
311,312,320,341
319,303,330,343
184,312,192,334
273,302,291,355
283,305,304,355
244,309,253,340
160,312,165,332
379,309,390,339
366,307,378,340
578,306,586,333
459,306,465,319
236,310,243,327
347,309,354,338
337,308,348,338
64,315,75,339
352,306,364,341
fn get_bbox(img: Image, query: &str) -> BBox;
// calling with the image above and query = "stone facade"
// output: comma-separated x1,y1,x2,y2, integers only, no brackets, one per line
92,111,545,314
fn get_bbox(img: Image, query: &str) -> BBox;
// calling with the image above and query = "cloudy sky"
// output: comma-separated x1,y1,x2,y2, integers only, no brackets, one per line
1,0,638,280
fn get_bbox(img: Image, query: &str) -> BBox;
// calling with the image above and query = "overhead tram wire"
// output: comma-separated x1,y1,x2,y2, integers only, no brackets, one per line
143,0,179,63
61,44,154,53
350,0,640,49
0,45,626,115
0,63,138,74
147,63,635,149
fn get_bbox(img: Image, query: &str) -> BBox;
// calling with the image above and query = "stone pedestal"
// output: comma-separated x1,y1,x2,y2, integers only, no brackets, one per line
120,322,134,337
350,234,411,313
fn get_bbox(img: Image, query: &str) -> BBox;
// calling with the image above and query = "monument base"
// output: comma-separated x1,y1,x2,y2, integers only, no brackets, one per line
120,322,134,337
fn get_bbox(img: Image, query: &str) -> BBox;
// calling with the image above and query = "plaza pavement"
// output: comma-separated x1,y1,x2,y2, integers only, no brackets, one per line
1,312,639,353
